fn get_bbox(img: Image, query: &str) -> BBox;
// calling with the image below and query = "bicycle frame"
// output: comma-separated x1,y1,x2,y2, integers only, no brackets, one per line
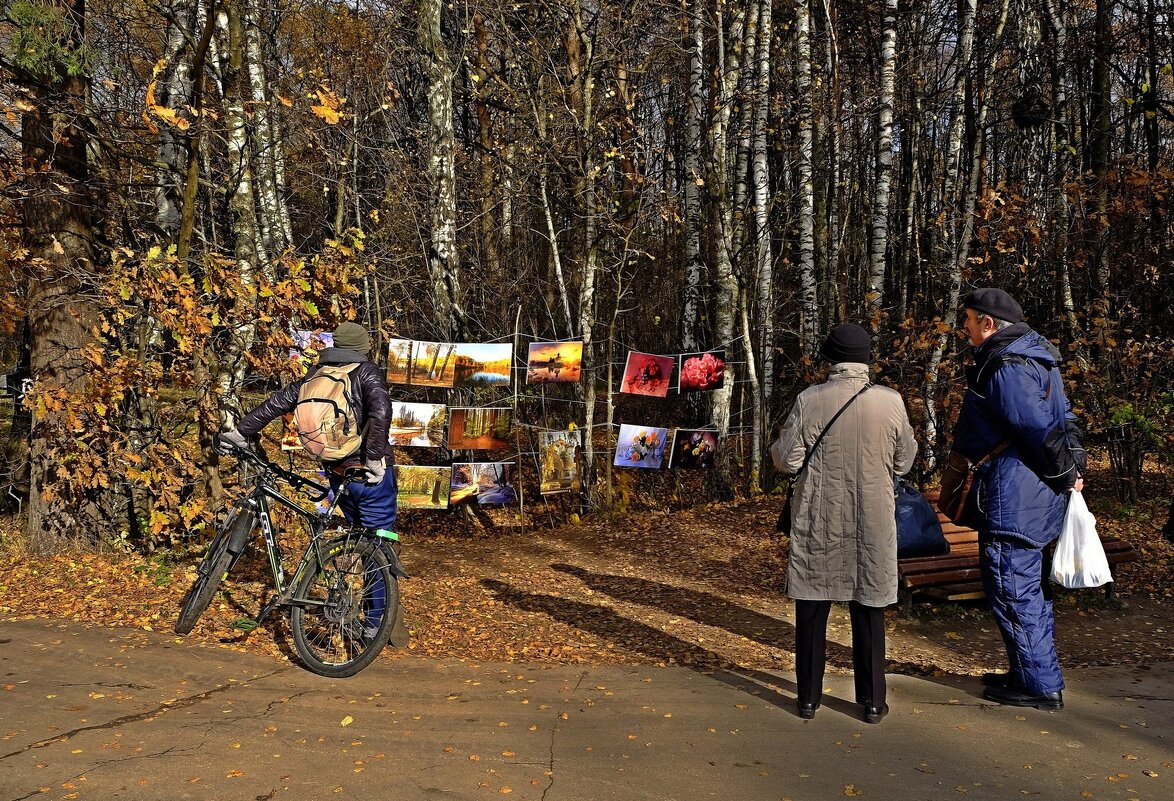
227,450,380,622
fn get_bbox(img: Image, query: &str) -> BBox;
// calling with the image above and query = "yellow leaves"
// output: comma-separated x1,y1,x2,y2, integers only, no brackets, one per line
225,769,244,778
311,87,345,124
843,785,864,797
340,715,354,726
142,79,190,134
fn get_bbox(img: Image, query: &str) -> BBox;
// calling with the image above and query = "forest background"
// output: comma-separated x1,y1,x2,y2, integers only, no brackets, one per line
1,0,1173,556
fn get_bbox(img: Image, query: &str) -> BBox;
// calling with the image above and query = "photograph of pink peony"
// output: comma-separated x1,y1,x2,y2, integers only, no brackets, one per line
678,350,726,392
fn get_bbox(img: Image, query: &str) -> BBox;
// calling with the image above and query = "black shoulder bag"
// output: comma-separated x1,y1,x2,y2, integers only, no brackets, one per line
775,383,872,534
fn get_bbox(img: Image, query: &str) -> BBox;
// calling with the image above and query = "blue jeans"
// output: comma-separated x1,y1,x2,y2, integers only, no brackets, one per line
328,464,398,531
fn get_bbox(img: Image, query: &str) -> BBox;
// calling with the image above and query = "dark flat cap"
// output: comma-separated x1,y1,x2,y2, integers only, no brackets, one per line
820,323,871,365
962,288,1024,323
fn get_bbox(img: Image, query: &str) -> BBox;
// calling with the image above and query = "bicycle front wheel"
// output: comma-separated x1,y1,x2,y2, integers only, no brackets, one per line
174,508,253,634
289,536,398,678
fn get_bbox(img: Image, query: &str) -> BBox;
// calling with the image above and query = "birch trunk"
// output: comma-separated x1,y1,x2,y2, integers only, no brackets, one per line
420,0,463,340
751,0,774,458
707,2,746,498
796,0,818,354
566,1,600,495
155,0,196,238
213,0,266,409
681,0,706,354
867,0,898,330
244,0,292,255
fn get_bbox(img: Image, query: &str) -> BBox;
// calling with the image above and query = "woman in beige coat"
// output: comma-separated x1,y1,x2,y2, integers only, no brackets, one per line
770,324,916,724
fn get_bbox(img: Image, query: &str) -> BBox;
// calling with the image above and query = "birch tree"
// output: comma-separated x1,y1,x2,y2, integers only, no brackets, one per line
420,0,464,340
867,0,898,330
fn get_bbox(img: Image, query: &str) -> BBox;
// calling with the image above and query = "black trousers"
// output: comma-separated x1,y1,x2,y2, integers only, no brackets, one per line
794,600,886,707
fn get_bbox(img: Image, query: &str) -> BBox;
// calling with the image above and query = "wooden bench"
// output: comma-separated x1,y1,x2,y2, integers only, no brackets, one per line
897,491,1139,614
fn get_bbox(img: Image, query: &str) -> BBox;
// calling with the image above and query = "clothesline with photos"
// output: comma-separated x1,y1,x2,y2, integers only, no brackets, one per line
282,330,735,511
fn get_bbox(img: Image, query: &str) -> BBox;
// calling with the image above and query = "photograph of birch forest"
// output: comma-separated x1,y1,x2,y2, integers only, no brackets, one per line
2,0,1173,552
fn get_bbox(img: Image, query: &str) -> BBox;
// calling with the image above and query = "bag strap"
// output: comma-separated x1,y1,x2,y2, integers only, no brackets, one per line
971,438,1012,469
795,383,873,479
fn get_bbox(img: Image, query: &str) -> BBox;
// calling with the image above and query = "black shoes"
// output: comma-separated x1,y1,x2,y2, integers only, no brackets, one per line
796,701,819,720
983,686,1064,710
862,703,889,724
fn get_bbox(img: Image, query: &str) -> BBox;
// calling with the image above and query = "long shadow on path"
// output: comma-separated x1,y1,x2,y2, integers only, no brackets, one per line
480,578,802,713
549,563,953,679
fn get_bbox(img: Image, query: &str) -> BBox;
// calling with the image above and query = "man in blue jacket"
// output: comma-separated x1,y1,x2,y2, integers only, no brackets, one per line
952,288,1084,710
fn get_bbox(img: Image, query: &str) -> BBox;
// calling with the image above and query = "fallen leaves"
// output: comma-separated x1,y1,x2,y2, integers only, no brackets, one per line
340,716,353,727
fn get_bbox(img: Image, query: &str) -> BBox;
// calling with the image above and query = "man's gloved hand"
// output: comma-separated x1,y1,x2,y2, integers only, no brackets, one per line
365,457,386,484
217,428,249,455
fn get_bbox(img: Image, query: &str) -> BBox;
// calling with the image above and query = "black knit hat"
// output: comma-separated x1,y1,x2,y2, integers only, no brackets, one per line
962,288,1024,324
332,322,372,355
820,323,871,365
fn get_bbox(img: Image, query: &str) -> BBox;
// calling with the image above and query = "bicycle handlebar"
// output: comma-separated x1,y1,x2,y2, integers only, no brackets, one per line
216,436,331,502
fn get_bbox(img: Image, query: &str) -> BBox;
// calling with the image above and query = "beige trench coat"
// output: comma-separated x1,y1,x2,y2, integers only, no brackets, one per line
770,363,916,606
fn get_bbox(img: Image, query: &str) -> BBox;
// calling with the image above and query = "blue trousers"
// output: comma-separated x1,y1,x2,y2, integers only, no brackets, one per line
980,539,1064,695
328,465,398,531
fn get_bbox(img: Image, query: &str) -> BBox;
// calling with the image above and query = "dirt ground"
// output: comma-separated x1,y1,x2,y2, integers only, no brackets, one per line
3,456,1172,680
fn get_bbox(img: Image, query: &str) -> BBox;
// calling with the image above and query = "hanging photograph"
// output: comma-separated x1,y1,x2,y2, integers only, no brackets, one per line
539,430,583,494
614,424,669,469
678,349,726,392
388,402,447,447
620,351,675,397
394,465,451,510
450,461,520,506
448,407,513,450
408,341,457,388
452,342,513,388
526,340,583,383
668,429,719,469
386,338,414,385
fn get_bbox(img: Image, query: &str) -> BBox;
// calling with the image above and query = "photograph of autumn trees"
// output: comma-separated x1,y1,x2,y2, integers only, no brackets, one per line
2,0,1173,557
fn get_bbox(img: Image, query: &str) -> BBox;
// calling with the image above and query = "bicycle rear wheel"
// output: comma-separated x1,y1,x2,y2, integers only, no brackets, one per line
174,508,253,634
289,535,397,678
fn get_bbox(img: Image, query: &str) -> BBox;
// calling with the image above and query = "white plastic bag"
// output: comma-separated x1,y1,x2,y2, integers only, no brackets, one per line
1050,491,1113,589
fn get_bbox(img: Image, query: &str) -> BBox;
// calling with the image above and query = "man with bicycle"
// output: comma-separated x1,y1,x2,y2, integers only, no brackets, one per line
219,321,398,542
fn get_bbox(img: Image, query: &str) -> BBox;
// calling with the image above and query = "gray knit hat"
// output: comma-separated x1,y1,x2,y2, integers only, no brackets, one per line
332,322,371,355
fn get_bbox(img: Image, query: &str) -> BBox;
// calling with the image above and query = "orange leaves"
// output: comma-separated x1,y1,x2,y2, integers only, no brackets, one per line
310,87,345,125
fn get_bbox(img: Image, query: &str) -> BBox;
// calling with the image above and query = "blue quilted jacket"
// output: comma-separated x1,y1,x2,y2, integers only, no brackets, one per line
952,324,1080,547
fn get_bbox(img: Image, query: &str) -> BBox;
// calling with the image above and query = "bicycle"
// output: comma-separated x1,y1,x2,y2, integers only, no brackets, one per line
174,440,408,678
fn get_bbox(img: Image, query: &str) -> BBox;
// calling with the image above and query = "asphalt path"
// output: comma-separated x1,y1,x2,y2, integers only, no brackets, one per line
1,619,1170,800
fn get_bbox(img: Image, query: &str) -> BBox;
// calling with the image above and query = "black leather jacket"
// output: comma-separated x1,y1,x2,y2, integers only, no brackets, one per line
237,347,393,463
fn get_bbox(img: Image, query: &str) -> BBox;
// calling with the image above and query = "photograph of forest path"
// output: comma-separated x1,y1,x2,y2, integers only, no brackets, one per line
448,407,513,450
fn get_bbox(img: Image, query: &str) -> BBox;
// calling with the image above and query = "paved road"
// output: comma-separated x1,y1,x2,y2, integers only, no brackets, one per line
1,619,1170,800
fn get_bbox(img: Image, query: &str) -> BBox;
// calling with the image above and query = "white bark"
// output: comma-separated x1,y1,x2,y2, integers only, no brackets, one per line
420,0,462,339
154,0,195,237
751,0,774,469
244,0,292,255
868,0,898,328
796,0,818,354
681,0,705,354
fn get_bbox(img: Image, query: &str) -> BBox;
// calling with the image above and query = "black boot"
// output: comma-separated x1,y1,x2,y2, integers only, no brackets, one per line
983,686,1063,710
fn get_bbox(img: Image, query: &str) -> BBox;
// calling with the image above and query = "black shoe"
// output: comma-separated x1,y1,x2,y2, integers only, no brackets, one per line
863,703,889,724
982,686,1063,710
981,671,1015,688
797,701,819,720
